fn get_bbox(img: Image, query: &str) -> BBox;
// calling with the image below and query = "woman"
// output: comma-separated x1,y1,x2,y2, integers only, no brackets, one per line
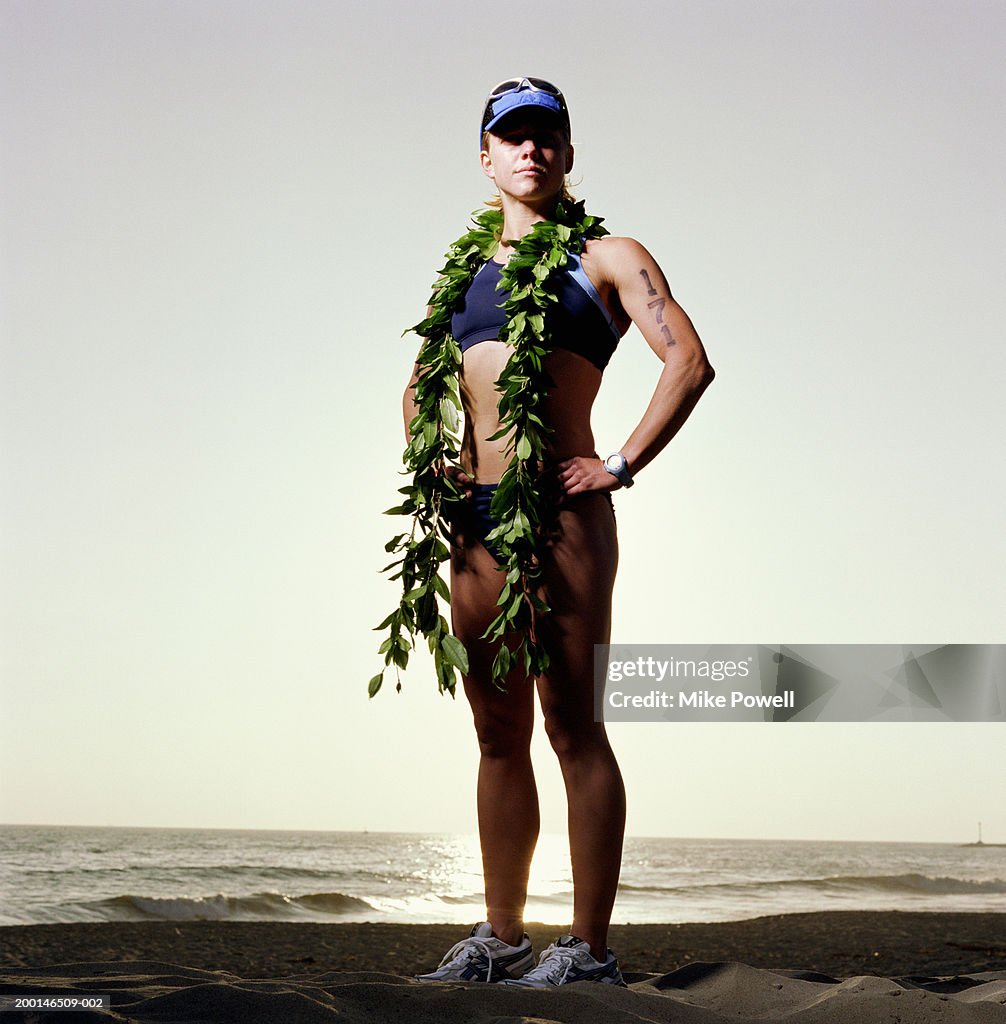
406,78,714,987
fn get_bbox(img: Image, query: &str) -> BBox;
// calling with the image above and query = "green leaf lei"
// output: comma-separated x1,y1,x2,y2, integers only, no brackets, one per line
370,199,609,698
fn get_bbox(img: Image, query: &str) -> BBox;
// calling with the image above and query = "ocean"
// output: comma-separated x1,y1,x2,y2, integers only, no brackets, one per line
1,825,1003,927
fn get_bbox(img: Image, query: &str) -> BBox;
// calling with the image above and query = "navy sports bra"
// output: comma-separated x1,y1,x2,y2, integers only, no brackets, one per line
450,252,621,372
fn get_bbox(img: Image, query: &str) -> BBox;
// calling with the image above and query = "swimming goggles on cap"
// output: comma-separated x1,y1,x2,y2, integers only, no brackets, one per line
487,76,563,101
480,77,569,146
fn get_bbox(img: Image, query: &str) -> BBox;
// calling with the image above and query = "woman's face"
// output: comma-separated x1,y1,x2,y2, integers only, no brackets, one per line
481,113,573,204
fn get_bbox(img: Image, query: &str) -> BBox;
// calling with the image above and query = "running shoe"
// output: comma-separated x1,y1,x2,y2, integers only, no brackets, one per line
415,922,534,983
500,934,626,987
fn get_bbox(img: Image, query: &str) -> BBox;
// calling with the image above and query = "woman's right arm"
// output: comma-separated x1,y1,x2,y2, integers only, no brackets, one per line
403,303,435,440
402,359,422,441
402,325,472,496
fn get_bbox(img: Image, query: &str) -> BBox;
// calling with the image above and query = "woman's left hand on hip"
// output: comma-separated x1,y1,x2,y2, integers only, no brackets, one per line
556,456,619,496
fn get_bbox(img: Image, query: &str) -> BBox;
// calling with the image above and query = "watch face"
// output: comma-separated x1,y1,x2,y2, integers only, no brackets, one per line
606,454,623,471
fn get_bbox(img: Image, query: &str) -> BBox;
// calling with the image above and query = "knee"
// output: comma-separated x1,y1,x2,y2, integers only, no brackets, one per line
471,705,533,761
542,707,602,764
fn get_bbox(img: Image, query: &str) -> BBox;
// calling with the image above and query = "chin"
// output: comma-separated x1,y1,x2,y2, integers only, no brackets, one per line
514,180,561,199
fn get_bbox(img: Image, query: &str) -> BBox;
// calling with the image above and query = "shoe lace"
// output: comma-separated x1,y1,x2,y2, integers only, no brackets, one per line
526,943,580,984
438,936,498,981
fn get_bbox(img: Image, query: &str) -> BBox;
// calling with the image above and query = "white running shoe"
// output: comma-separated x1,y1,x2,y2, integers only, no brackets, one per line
500,934,626,988
415,922,534,983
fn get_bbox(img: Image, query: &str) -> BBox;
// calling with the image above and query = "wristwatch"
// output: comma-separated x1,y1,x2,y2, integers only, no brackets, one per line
603,452,634,488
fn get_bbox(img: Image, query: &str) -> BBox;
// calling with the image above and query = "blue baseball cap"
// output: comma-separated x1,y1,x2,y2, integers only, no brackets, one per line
480,77,570,150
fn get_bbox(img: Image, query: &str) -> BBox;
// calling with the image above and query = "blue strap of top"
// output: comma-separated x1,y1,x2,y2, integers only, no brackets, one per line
566,251,620,340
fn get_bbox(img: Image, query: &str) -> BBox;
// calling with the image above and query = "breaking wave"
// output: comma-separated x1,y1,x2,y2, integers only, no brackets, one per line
73,890,376,922
618,873,1006,897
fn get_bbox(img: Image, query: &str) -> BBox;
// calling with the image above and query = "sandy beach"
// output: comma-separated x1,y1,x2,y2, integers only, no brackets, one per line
2,912,1004,1022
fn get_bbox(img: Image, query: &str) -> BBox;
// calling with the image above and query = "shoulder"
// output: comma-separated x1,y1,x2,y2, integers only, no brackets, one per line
581,236,656,287
583,235,650,260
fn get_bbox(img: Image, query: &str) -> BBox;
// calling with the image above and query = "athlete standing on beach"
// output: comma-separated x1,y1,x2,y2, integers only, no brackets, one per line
409,78,714,987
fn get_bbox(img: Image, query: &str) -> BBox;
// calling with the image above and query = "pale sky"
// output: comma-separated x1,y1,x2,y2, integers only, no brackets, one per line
2,0,1004,844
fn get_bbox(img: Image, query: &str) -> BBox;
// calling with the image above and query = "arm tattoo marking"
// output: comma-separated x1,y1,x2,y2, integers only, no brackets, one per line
640,267,674,344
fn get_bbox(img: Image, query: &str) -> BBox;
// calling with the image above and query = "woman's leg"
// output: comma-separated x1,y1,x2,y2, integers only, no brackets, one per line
451,528,537,947
536,492,624,960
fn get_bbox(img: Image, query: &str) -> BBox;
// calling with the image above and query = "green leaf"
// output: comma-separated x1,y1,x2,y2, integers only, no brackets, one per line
368,673,384,698
485,424,513,442
441,633,470,673
432,573,451,602
492,645,512,681
482,611,507,642
440,397,460,432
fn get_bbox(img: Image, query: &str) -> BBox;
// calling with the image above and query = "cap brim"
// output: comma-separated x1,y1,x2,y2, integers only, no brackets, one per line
483,92,566,136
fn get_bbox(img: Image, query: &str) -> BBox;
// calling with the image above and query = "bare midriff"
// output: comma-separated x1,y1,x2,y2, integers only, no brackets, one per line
459,340,603,484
